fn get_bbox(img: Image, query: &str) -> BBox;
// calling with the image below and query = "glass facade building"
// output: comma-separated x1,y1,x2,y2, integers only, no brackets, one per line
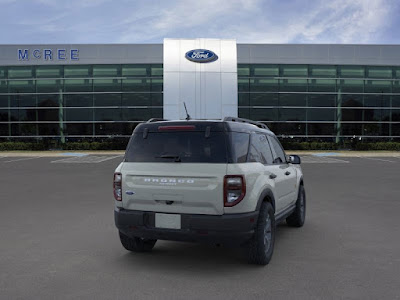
238,64,400,141
0,64,163,141
1,43,400,141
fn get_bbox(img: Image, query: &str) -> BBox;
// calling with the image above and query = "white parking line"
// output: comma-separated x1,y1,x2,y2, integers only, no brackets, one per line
322,157,350,163
93,155,123,163
51,157,73,163
51,155,123,163
3,156,42,163
51,156,98,163
359,157,398,163
301,156,349,163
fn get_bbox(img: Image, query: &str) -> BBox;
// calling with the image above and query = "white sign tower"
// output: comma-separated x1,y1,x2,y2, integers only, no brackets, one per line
163,38,238,120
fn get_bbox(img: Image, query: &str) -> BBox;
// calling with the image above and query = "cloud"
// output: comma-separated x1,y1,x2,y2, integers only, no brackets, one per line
197,0,395,44
32,0,111,9
115,0,396,44
153,0,259,31
0,0,397,44
292,0,393,43
117,0,262,43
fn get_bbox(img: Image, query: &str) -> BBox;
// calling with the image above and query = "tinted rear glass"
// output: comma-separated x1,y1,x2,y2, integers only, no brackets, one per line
230,132,250,163
125,132,227,163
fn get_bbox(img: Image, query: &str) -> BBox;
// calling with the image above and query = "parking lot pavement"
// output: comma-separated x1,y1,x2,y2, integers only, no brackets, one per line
0,156,44,163
300,156,350,163
0,155,124,164
0,157,400,299
1,153,400,165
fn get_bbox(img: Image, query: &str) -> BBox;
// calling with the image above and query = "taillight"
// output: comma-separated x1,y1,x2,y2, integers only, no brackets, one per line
113,172,122,201
224,175,246,207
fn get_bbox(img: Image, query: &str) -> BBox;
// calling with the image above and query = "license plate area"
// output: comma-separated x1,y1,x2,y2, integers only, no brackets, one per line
155,213,181,229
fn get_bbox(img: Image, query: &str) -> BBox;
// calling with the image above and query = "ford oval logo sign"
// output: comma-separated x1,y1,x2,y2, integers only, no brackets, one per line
185,49,218,63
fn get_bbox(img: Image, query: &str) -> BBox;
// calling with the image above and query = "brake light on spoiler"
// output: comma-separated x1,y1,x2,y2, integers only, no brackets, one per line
158,125,196,131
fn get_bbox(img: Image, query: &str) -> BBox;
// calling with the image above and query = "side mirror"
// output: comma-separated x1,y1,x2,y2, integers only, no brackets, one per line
288,155,301,164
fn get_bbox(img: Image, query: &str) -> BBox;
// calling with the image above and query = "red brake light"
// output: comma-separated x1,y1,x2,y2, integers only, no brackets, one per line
224,175,246,207
158,125,196,131
113,172,122,201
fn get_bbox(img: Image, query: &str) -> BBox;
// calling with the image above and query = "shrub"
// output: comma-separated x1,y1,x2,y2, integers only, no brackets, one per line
0,140,129,151
280,141,400,151
0,142,47,151
280,141,339,151
1,140,400,151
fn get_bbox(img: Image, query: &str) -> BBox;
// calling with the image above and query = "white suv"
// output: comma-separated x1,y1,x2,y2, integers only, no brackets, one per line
114,117,305,265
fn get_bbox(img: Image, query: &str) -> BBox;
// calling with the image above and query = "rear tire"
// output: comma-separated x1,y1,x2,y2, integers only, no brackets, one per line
286,185,306,227
247,202,275,265
119,231,157,252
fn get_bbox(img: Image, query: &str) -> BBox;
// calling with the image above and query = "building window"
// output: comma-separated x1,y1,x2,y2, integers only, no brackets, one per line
238,63,400,140
0,63,163,139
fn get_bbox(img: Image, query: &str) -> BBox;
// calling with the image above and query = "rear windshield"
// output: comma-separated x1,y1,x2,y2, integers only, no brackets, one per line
125,132,228,163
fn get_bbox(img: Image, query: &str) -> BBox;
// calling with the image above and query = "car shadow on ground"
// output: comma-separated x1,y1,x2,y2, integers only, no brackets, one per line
112,222,298,272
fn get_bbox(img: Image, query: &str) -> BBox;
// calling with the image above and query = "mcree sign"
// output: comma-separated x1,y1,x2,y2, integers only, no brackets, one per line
18,49,79,61
185,49,218,63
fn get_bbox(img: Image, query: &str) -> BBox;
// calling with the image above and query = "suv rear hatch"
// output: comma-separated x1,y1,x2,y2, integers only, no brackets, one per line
121,123,228,215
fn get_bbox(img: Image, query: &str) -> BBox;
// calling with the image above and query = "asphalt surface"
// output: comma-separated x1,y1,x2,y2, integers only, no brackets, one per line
0,155,400,299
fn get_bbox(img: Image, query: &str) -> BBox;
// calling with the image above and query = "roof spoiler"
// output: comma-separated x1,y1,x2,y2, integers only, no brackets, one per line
223,117,269,130
146,118,169,123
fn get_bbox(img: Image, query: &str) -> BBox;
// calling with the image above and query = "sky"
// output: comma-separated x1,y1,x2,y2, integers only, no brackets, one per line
0,0,399,44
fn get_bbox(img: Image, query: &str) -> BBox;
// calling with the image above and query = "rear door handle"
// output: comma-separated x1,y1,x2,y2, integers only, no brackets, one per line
285,171,291,176
269,173,277,179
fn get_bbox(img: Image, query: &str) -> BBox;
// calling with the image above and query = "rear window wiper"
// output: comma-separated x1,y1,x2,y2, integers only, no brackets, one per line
155,154,181,162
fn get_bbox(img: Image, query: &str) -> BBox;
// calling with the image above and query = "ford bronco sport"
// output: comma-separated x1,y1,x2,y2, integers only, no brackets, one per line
114,117,305,265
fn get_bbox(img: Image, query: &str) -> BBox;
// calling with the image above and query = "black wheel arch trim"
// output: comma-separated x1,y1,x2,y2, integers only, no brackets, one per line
298,175,305,196
256,188,276,212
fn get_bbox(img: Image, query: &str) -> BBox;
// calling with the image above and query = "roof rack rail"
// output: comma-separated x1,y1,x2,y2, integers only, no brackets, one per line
146,118,168,123
223,117,269,130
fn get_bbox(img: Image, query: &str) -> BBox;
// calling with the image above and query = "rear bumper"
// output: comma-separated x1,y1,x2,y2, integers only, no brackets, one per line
114,207,258,246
